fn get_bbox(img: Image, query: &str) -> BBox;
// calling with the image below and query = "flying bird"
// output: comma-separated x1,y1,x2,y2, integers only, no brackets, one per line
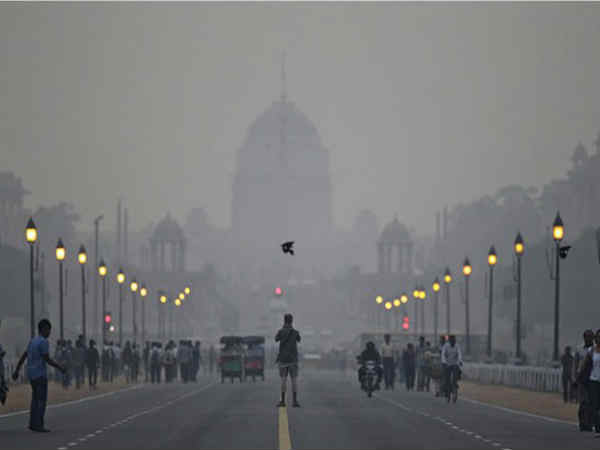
281,241,295,255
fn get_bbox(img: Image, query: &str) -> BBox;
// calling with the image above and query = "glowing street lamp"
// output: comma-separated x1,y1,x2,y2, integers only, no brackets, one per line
443,267,452,335
552,212,565,362
463,257,472,355
130,278,138,344
56,238,66,340
400,293,408,304
78,245,88,341
432,277,441,343
116,267,125,346
184,286,191,296
376,295,383,304
98,259,108,347
140,284,147,345
486,247,496,357
514,232,524,359
179,292,185,301
25,218,38,338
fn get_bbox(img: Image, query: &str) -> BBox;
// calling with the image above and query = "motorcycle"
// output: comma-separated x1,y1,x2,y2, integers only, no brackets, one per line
362,360,379,398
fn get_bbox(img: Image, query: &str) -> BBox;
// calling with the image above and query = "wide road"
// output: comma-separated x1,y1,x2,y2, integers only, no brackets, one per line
0,370,595,449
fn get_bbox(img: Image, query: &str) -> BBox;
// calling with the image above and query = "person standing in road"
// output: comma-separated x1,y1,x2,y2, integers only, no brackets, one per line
73,339,86,389
381,334,395,390
275,313,301,408
560,346,574,403
402,343,416,391
150,343,162,383
143,342,150,383
12,319,66,432
86,340,100,390
192,341,201,382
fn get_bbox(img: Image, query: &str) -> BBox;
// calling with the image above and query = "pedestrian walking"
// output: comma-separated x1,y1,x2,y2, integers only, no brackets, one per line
150,343,162,383
402,343,416,391
86,340,99,390
576,330,595,431
583,329,600,434
561,346,574,403
12,319,66,432
73,339,86,389
381,334,395,390
192,341,201,382
275,313,301,408
423,341,432,392
143,342,150,383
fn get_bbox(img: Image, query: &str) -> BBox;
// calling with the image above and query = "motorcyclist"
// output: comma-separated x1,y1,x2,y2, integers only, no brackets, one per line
357,341,383,391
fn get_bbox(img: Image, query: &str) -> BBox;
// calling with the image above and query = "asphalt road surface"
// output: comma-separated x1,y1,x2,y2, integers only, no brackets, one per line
0,370,597,449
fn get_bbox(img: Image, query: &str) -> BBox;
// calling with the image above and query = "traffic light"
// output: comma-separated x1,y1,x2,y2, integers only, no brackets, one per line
274,286,284,297
103,312,112,332
402,316,409,330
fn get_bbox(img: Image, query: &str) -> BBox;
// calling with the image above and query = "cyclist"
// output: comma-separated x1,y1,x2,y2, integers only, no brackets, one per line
441,335,463,399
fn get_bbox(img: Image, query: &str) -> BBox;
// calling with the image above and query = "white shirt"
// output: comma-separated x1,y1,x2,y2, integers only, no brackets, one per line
381,343,394,358
441,342,463,366
590,351,600,382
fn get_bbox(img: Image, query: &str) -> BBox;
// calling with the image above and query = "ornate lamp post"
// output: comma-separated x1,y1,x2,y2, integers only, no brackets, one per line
443,268,452,335
116,268,125,346
55,238,66,340
432,278,441,344
159,293,167,339
98,259,107,347
130,279,139,345
514,232,524,360
462,258,473,355
552,212,565,362
78,245,88,341
25,218,38,338
375,295,383,330
412,287,419,336
140,284,148,345
393,298,401,331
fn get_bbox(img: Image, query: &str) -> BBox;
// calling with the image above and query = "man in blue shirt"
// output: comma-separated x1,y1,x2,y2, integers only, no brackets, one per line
12,319,65,432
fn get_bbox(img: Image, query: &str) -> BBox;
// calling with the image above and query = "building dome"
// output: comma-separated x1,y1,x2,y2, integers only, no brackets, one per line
379,217,410,244
152,213,185,243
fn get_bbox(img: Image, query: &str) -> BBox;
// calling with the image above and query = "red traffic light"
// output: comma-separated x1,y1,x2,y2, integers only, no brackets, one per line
104,314,112,324
274,287,283,297
402,322,409,330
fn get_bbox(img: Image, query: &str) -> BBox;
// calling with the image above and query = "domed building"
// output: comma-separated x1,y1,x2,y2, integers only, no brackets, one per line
149,213,186,272
377,216,413,274
231,83,332,251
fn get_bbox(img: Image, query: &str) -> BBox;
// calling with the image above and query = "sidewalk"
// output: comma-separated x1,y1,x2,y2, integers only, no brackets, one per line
460,380,578,423
0,377,133,414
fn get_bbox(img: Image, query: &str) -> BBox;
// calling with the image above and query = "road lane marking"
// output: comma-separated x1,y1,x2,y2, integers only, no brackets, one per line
0,384,145,419
460,397,577,426
278,407,292,450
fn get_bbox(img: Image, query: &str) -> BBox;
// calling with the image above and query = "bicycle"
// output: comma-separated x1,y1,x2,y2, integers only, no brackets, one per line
446,366,459,403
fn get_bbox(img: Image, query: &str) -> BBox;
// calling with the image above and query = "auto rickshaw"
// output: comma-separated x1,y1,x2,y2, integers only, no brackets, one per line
219,336,244,383
242,336,265,381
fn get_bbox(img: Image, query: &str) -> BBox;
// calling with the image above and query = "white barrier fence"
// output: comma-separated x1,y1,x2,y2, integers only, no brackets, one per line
462,363,562,393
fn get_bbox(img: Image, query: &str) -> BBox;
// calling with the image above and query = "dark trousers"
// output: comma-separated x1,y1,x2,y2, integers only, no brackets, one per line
383,358,395,389
580,382,594,429
74,366,84,389
404,368,415,391
589,380,600,430
562,376,571,403
150,365,161,383
29,377,48,430
88,366,98,387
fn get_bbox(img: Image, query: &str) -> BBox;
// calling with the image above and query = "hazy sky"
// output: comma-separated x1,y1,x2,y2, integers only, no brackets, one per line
1,3,599,234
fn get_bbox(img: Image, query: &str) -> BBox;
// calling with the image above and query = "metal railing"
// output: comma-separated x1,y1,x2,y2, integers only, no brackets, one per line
462,362,562,393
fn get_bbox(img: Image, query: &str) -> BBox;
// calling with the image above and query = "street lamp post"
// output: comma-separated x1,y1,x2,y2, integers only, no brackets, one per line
444,268,452,335
384,301,392,331
462,258,472,355
375,296,383,330
55,239,66,341
98,260,107,348
412,287,419,336
25,218,38,338
419,286,426,336
514,233,524,360
116,268,125,347
140,284,148,345
159,293,167,339
93,215,103,344
432,278,441,344
486,248,497,358
130,279,139,345
393,298,401,331
552,212,565,362
78,245,88,341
